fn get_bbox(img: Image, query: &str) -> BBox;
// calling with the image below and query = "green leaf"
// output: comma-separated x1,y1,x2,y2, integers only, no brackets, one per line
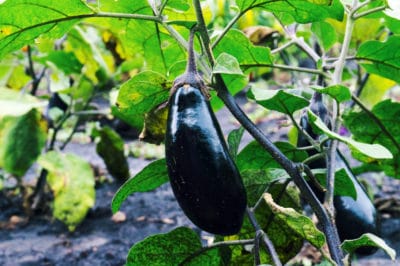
311,21,337,50
0,88,46,117
249,88,309,115
235,0,343,24
96,126,129,180
111,159,168,213
263,193,326,248
38,151,95,231
341,233,396,260
238,141,308,171
227,127,245,161
213,53,244,75
0,108,47,177
343,99,400,178
126,227,221,266
37,51,83,75
210,74,248,111
312,168,356,199
0,0,93,60
226,184,303,264
311,85,351,103
214,29,273,66
93,0,186,76
356,36,400,83
308,110,392,159
115,71,170,130
242,168,289,206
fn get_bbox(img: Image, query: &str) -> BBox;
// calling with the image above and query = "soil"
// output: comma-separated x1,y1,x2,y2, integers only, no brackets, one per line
1,104,400,266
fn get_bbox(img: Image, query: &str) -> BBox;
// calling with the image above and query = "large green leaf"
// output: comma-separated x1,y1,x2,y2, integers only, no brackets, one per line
237,141,308,171
0,0,93,59
249,87,309,115
311,21,337,51
308,110,392,160
115,71,170,130
96,126,129,180
356,36,400,83
235,0,343,24
38,151,95,231
343,99,400,178
126,227,222,265
0,108,47,177
111,159,168,213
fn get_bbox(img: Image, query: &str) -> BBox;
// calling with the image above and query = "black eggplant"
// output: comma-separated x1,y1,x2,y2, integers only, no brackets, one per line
298,92,378,255
165,29,247,235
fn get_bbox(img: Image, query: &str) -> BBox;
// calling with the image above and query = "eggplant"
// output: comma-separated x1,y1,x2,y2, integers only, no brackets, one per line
298,92,378,255
165,29,247,235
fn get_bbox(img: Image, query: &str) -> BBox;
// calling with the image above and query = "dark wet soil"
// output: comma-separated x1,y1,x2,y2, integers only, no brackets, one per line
1,105,400,266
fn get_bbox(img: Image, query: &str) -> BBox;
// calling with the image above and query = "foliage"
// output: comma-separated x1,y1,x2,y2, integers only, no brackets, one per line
0,0,399,264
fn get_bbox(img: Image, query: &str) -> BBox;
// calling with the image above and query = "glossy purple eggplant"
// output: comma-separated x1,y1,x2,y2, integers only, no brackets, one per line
165,29,246,236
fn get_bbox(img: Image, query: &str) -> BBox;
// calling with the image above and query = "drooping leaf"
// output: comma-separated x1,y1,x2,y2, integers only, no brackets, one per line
96,126,129,180
235,0,343,24
311,85,351,103
0,0,93,59
263,193,326,248
126,227,222,266
115,71,170,130
0,88,46,117
38,151,95,231
341,233,396,260
227,127,245,161
249,88,309,115
0,108,47,177
111,159,168,213
237,141,308,171
312,168,356,199
343,99,400,178
356,36,400,83
308,110,392,160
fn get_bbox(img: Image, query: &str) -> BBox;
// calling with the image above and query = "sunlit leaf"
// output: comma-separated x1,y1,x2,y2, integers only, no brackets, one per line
0,0,93,59
0,88,46,117
38,151,95,231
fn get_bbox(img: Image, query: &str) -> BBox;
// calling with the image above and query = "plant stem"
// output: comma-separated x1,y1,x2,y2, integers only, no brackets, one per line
353,5,386,19
246,207,282,266
179,239,254,266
